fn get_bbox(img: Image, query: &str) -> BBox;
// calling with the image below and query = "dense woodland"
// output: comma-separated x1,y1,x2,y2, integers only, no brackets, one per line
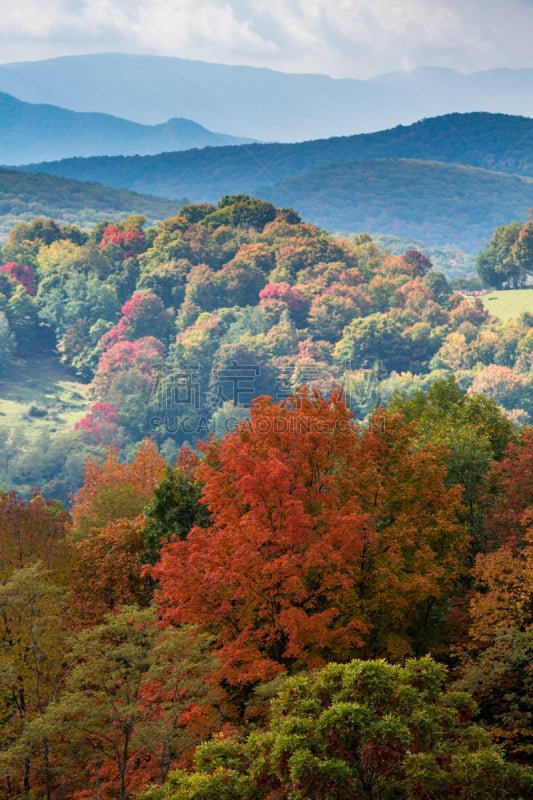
0,168,181,239
2,197,533,797
1,196,533,501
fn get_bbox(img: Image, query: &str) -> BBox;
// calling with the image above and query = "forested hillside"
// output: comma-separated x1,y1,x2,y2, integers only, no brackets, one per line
0,195,533,501
0,166,182,236
261,158,533,249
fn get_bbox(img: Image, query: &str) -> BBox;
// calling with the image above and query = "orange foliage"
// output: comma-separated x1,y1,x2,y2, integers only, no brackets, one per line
152,389,466,692
0,490,71,579
71,438,166,538
69,516,152,626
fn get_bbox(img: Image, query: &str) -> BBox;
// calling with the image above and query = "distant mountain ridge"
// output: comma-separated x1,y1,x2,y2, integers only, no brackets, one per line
1,54,533,140
22,112,533,199
0,92,253,165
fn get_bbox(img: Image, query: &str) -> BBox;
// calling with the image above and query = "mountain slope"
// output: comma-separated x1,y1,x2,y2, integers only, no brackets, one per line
259,158,533,250
0,92,253,165
22,112,533,198
2,54,533,140
0,167,182,237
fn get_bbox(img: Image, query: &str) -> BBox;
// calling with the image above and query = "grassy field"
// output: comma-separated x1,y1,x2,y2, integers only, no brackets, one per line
0,355,90,440
480,289,533,321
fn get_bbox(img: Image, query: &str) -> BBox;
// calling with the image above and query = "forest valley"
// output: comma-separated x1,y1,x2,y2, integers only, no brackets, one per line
1,196,533,797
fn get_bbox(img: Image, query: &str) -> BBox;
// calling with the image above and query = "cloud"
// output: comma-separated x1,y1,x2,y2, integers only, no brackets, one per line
0,0,533,77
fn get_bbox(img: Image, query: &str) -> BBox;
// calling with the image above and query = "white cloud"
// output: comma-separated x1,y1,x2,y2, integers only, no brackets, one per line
133,0,278,60
0,0,532,76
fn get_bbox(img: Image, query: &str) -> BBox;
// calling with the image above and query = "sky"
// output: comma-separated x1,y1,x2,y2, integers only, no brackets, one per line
1,0,533,78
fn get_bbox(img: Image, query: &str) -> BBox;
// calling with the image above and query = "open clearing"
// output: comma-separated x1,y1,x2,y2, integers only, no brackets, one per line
0,355,89,440
480,289,533,320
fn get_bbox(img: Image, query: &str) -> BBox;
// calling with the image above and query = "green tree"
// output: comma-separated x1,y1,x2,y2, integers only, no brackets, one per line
141,656,533,800
389,377,516,552
0,563,69,800
0,311,14,374
142,467,211,564
475,222,524,289
42,607,216,800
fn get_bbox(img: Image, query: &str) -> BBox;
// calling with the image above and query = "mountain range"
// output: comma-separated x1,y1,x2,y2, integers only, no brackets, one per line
0,92,253,165
1,53,533,140
19,112,533,251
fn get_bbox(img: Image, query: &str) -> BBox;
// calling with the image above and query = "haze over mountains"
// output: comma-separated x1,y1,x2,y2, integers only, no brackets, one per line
3,53,533,253
2,53,533,140
0,92,253,165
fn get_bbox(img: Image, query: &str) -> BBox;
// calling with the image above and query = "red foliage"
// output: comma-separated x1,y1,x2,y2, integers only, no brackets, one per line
99,224,145,256
99,293,172,347
259,282,306,312
95,337,165,378
175,445,201,480
73,402,123,445
0,261,36,295
151,389,466,690
482,428,533,549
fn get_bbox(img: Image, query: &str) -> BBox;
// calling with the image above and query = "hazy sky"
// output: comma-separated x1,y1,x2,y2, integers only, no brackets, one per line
2,0,533,77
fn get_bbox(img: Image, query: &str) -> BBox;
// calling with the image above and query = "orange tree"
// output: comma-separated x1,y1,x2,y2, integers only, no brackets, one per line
152,389,467,703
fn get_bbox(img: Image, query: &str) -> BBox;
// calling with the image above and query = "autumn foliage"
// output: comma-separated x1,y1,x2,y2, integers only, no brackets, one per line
70,438,166,537
152,390,467,694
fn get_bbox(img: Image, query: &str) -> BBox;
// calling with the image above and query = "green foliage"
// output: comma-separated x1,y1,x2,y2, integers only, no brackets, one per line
389,376,516,549
475,221,524,288
142,656,533,800
142,467,210,563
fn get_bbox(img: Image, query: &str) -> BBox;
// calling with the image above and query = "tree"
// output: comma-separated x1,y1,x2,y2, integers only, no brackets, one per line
0,263,35,295
389,377,516,552
475,222,524,289
142,467,210,564
70,439,166,539
334,312,411,372
152,390,466,703
69,516,152,627
308,286,370,342
42,608,217,800
0,490,71,580
140,656,533,800
513,219,533,276
469,364,533,419
0,312,14,375
456,531,533,764
402,248,432,277
202,196,277,232
44,607,157,800
481,428,533,550
0,563,69,800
